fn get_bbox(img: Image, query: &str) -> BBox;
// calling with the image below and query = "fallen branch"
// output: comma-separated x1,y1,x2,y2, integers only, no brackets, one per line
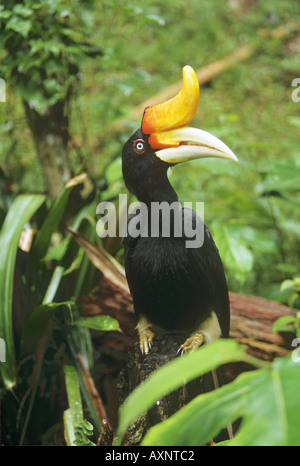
80,280,295,364
229,292,295,361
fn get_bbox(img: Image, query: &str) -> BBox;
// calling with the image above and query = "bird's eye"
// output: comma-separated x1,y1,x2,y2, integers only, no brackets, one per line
133,139,146,154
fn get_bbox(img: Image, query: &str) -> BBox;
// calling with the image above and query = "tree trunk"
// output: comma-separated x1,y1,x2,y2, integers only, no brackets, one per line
23,100,72,200
117,335,217,446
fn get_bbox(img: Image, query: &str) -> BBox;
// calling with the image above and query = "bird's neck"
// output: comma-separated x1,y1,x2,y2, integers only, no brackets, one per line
128,172,183,238
135,172,178,207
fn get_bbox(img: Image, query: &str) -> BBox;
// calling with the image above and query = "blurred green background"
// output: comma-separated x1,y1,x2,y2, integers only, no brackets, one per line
1,0,300,446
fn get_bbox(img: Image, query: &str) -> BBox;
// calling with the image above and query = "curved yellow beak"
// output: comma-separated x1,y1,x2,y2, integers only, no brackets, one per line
141,65,238,164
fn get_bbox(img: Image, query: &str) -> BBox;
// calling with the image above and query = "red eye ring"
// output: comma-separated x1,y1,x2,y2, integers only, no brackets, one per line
133,139,146,154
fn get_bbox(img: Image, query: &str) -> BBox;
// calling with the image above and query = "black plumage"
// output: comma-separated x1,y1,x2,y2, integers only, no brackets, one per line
122,129,230,341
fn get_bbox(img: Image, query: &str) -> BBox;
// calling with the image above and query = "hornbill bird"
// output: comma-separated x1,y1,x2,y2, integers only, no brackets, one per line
122,66,237,354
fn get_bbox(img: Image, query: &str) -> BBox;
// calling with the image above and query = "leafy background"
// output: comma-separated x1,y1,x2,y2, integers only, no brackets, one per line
1,0,300,446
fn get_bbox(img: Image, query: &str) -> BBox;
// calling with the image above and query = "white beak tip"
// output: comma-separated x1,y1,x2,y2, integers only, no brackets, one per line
226,151,238,162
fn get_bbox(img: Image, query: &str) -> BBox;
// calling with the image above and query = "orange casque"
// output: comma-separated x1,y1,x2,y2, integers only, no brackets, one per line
141,65,200,149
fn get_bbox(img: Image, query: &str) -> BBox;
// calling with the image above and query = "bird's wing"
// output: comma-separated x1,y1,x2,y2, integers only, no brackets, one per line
182,207,230,337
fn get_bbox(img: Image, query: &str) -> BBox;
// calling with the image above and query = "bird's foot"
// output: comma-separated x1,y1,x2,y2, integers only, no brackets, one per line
139,328,155,355
178,331,205,355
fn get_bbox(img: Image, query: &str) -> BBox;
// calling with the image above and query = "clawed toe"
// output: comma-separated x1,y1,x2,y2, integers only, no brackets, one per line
178,331,205,355
139,328,155,355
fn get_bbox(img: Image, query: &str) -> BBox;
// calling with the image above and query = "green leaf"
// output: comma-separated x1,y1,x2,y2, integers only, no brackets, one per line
142,371,251,446
213,440,230,446
0,194,46,389
230,357,300,446
212,223,254,284
118,340,256,437
237,225,277,254
42,265,65,304
280,279,295,292
292,277,300,292
288,292,299,309
145,14,166,26
66,335,101,434
6,16,32,37
142,355,300,447
0,10,11,19
21,300,74,355
105,157,122,184
32,174,87,261
74,315,120,332
258,162,300,194
66,217,98,299
45,201,96,264
276,264,298,275
12,5,33,17
63,365,84,446
63,409,75,447
273,316,296,334
73,420,96,446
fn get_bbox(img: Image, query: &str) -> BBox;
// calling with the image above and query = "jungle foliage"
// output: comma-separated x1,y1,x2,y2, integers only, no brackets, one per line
1,0,300,446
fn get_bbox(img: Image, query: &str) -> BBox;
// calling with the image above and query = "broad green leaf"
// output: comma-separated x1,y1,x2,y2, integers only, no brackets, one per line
230,356,300,446
74,315,120,332
118,340,257,437
142,355,300,447
212,223,254,284
236,225,277,254
142,371,252,446
0,194,45,389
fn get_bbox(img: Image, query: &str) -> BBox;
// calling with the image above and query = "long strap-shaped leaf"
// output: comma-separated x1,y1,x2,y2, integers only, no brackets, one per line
0,194,45,389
